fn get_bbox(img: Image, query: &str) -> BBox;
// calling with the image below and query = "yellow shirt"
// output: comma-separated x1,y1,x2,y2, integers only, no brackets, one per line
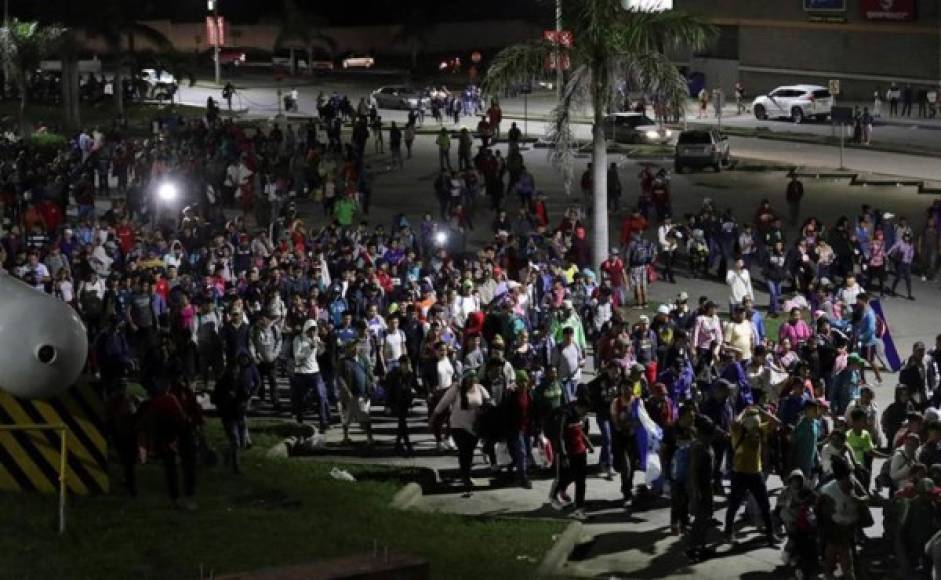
730,421,773,474
723,320,754,359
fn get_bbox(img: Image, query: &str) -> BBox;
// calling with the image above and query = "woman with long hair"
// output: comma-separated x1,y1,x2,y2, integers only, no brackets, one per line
430,372,491,493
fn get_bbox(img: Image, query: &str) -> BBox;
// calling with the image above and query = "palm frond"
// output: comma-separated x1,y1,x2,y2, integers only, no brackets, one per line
130,22,171,51
481,40,555,96
617,8,716,53
546,63,591,195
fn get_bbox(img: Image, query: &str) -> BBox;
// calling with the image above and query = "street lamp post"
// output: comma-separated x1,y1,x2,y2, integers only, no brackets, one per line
208,0,221,86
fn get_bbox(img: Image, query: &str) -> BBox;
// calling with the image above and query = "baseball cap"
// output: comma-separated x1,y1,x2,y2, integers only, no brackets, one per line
638,315,650,324
677,291,689,302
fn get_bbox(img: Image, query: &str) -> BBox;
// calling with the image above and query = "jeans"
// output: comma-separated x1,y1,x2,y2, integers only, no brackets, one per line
452,428,479,483
724,471,774,539
163,430,197,500
256,361,279,407
438,148,451,170
291,372,330,428
767,280,782,314
892,261,913,297
612,433,636,500
506,430,531,484
596,415,613,470
222,413,247,472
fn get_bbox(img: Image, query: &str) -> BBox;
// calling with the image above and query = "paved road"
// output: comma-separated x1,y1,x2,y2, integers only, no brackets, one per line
191,105,940,578
177,81,941,183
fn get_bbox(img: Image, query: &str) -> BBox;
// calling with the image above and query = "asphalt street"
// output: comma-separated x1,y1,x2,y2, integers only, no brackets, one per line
173,75,941,578
176,78,941,182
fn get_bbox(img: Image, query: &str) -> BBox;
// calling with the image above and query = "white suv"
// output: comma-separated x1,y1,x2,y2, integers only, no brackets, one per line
751,84,833,124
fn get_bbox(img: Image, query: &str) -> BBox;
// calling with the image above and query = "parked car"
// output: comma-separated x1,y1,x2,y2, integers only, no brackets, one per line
601,112,673,144
371,86,428,110
751,84,833,124
674,129,730,173
139,68,177,100
309,60,334,71
342,55,375,69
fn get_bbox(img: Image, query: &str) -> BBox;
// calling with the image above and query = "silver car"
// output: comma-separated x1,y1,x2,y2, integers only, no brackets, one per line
371,86,428,110
674,129,730,173
601,113,672,144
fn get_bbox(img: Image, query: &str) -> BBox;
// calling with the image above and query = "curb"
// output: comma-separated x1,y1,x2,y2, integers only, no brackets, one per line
390,482,423,511
536,521,584,579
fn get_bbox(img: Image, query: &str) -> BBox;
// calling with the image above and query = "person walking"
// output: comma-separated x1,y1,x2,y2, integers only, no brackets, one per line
389,121,403,169
887,83,900,116
292,319,330,431
404,122,416,159
786,175,804,226
873,88,883,118
249,313,282,411
687,415,717,561
889,232,916,300
431,373,491,493
723,406,780,547
386,355,417,456
436,127,452,170
553,396,594,520
215,353,258,474
901,84,914,117
861,107,873,145
734,81,746,115
337,341,376,446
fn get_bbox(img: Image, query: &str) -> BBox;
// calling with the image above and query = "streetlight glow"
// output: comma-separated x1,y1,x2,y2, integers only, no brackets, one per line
157,182,179,202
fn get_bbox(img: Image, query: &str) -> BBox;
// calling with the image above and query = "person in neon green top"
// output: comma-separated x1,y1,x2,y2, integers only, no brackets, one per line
333,195,358,227
549,300,587,350
846,407,888,489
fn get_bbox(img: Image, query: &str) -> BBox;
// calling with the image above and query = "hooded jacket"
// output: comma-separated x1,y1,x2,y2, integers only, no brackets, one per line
293,319,323,374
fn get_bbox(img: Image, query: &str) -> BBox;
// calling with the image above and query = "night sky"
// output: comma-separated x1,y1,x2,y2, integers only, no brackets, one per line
13,0,545,25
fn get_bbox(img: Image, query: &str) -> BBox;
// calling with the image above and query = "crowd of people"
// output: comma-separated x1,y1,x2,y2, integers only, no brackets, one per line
4,82,941,580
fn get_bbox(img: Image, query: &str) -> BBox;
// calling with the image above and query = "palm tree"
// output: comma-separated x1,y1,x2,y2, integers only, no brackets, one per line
274,0,336,76
0,19,67,135
87,0,171,115
483,1,714,268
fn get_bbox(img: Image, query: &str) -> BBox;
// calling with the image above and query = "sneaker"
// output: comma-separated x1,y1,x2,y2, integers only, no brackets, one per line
570,508,588,521
446,437,457,451
604,467,616,481
550,497,566,511
558,491,573,504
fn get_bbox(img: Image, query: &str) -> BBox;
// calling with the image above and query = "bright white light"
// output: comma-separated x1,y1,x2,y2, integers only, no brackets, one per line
645,130,659,140
157,182,178,202
623,0,673,10
664,129,673,137
434,231,448,245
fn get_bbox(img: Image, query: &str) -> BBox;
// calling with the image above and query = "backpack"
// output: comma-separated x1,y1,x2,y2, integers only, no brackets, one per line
670,442,691,483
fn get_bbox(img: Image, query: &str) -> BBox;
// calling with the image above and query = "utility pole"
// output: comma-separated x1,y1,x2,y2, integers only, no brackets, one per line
209,0,221,86
555,0,563,102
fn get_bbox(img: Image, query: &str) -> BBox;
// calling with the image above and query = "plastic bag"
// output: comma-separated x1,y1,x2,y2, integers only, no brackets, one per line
533,436,554,469
645,454,662,485
494,442,512,466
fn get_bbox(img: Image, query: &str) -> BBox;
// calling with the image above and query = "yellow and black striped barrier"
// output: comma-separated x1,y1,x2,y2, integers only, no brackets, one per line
0,383,109,495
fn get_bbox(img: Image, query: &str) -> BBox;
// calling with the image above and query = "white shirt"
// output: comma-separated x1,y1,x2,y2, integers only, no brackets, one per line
435,357,456,391
434,383,490,434
57,280,74,302
819,479,859,526
726,268,754,304
382,329,406,362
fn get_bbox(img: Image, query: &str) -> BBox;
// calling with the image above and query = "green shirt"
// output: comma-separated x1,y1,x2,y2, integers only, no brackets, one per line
846,429,874,465
333,198,357,226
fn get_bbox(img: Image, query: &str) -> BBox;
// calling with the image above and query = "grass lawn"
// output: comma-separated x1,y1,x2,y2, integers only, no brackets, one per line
0,420,562,580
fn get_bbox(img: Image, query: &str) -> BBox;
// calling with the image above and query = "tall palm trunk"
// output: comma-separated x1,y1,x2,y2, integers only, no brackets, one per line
306,46,313,77
62,55,80,129
18,77,28,136
591,86,609,270
591,118,608,269
289,47,296,76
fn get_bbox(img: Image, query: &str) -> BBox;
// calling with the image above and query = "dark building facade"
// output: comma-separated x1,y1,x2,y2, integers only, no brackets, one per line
673,0,941,101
